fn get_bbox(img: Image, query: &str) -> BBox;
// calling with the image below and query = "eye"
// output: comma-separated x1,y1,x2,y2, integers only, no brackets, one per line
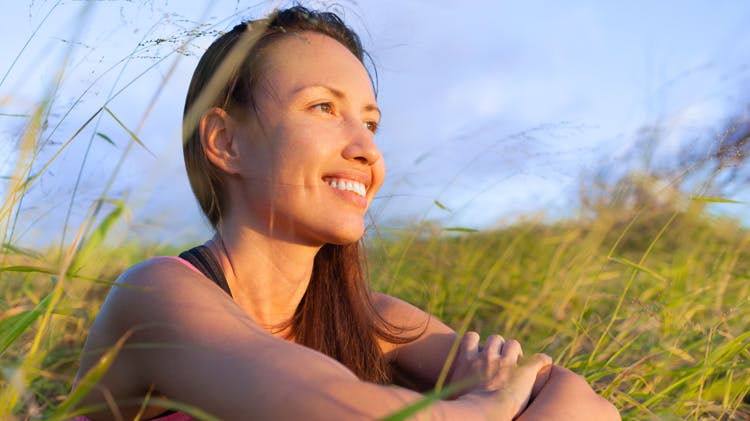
312,102,334,114
364,121,379,134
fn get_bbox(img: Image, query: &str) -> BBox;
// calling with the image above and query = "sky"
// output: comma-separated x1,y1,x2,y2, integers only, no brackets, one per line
1,0,749,246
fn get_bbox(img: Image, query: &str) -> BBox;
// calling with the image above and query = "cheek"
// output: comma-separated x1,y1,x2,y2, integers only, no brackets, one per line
239,140,273,180
273,118,319,154
260,125,304,168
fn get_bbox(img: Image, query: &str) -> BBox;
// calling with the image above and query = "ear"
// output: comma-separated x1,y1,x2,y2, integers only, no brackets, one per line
199,107,242,174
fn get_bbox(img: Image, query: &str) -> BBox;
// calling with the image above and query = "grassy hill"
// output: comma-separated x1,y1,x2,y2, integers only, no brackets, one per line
368,203,749,420
1,199,748,419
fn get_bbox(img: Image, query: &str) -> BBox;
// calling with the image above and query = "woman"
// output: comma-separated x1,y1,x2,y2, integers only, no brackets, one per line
75,6,620,420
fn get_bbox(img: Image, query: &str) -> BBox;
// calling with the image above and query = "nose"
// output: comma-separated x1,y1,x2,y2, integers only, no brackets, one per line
342,121,381,166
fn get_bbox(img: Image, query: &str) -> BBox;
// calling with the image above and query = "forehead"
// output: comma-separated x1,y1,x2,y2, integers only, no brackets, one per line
257,31,375,101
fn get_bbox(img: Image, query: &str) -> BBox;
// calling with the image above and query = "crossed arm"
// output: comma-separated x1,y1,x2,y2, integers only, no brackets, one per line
76,259,619,420
373,293,621,420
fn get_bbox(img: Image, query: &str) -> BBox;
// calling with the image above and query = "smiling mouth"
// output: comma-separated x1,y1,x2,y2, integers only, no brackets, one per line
324,177,367,197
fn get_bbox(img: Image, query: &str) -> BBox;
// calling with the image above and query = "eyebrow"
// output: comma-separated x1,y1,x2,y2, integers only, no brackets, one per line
294,84,381,118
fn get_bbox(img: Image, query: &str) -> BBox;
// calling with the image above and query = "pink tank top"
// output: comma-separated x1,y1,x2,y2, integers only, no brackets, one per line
73,256,202,421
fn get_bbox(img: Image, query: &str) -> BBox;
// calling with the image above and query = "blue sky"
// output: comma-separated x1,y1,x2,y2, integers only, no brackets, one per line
2,1,749,245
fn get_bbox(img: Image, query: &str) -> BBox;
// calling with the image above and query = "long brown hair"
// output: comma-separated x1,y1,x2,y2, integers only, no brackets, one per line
182,6,418,384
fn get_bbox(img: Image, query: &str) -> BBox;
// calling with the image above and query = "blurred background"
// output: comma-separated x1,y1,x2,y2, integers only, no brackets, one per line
2,0,749,247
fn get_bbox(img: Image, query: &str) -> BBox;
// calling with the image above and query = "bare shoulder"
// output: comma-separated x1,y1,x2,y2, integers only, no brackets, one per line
82,255,264,352
80,257,201,351
109,256,227,301
76,257,262,417
86,257,245,347
370,292,425,320
370,292,441,335
370,292,455,360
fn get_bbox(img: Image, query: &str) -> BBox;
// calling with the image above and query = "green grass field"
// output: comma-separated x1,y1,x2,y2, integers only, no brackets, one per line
369,203,750,420
1,196,748,419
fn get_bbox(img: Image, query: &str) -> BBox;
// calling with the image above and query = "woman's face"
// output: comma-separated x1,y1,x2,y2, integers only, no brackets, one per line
231,31,384,246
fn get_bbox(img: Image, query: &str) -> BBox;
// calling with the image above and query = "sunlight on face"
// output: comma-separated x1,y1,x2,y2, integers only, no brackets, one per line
230,31,385,246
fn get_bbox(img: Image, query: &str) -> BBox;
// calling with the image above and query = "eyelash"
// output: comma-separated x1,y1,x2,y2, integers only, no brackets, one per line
311,102,379,134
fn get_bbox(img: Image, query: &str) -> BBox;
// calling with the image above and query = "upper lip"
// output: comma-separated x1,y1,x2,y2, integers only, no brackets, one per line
322,171,372,191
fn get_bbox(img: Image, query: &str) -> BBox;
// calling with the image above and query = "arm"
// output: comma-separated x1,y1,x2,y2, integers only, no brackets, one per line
75,260,533,420
372,293,620,420
372,292,459,390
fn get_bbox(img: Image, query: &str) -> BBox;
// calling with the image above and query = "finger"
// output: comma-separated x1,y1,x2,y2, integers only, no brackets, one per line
527,355,553,397
523,353,553,370
517,354,554,392
499,339,523,365
460,331,481,358
516,353,553,378
484,334,505,361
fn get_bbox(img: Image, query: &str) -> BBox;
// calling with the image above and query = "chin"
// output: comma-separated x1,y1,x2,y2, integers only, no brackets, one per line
328,233,364,246
324,224,365,245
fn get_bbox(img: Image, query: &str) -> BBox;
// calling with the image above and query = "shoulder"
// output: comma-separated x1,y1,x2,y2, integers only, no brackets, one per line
76,256,272,415
370,292,454,353
81,255,225,345
75,259,370,419
115,255,209,290
94,256,245,342
370,292,420,316
106,256,235,313
369,293,459,390
80,256,245,375
370,292,434,330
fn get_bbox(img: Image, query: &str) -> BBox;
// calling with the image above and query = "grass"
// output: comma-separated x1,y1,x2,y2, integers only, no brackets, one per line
1,1,749,420
1,200,748,419
369,202,750,419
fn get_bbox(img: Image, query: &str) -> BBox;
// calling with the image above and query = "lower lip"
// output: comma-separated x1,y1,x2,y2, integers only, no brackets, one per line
327,184,368,209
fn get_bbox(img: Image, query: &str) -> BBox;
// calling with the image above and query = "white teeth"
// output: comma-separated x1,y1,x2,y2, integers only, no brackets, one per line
326,178,366,197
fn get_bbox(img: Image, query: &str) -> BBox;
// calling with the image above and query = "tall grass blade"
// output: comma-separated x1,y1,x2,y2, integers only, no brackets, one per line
607,256,670,284
50,332,131,420
69,199,125,273
689,196,745,204
102,107,153,155
135,398,223,421
0,294,53,357
434,200,451,212
62,397,223,421
1,243,40,258
0,264,113,285
443,227,478,233
0,106,104,225
378,381,469,421
95,132,116,146
0,1,60,89
589,211,678,364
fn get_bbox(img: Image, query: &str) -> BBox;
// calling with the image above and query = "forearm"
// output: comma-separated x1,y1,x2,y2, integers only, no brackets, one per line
134,327,509,420
517,365,620,421
312,379,518,420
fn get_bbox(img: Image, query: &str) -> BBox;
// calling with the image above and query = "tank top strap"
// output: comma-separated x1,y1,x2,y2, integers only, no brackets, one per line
178,245,232,297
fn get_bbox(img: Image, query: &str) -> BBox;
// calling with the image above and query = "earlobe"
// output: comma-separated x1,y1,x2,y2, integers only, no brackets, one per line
200,107,241,174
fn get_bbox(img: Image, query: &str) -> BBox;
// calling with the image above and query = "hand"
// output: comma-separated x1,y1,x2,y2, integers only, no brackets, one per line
448,332,552,418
